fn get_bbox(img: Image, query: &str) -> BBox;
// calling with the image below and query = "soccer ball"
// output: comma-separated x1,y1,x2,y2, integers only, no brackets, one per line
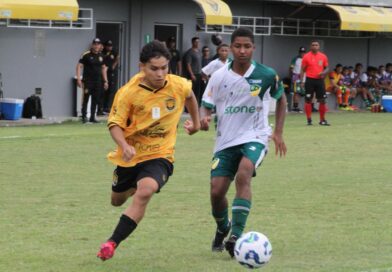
234,231,272,269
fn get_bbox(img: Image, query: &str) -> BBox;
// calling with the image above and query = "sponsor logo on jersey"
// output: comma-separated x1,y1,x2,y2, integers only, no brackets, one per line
250,84,261,97
112,170,118,186
136,122,168,138
211,158,220,170
249,146,256,151
165,98,176,111
224,105,260,114
134,104,145,115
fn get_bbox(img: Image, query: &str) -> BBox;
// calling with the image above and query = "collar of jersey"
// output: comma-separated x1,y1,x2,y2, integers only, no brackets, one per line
228,60,255,78
138,80,168,93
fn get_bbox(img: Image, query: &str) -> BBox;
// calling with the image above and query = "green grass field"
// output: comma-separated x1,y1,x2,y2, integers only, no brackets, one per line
0,112,391,272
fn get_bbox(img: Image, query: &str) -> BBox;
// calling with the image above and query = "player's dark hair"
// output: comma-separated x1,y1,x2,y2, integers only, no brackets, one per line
139,40,171,63
217,43,229,51
191,37,199,43
336,63,343,68
231,27,254,43
386,63,392,68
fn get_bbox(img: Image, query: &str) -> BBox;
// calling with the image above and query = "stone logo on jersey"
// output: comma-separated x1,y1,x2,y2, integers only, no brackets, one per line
165,98,176,111
224,105,259,114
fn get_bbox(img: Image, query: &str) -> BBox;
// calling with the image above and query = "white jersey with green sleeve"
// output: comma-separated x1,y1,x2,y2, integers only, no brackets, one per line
202,61,284,153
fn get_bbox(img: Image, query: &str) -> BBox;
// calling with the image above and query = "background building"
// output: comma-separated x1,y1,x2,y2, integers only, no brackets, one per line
0,0,391,117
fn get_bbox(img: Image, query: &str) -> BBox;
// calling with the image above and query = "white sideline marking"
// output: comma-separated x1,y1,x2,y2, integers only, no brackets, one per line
359,267,392,272
0,135,21,139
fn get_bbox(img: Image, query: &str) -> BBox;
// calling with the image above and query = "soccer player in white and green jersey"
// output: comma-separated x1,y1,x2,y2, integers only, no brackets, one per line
199,27,287,258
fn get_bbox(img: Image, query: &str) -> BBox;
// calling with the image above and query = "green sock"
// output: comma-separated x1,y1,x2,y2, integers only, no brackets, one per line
348,97,354,106
231,198,251,238
212,208,229,233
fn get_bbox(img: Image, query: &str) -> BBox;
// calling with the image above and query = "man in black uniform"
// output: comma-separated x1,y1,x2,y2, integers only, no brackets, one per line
102,40,120,113
76,38,108,123
166,36,181,75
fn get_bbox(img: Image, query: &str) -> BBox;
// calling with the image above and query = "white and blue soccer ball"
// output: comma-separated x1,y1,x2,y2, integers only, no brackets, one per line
234,231,272,269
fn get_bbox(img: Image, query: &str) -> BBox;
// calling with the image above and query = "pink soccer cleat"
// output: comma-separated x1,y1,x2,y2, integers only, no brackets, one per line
97,240,117,261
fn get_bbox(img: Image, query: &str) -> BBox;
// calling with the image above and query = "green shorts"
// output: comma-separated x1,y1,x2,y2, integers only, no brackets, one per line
210,142,267,180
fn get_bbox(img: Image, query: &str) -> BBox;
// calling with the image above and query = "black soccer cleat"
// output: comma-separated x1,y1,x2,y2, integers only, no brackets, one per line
307,118,313,126
224,235,238,258
211,221,231,252
319,120,331,126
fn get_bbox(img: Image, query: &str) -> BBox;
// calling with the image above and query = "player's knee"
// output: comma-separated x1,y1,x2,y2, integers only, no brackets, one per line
111,197,126,207
305,93,312,103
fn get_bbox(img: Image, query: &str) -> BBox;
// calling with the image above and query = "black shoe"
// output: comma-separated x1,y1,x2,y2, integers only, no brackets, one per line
97,111,105,116
89,119,99,123
224,235,238,258
211,221,231,252
292,108,303,113
82,117,87,124
319,120,331,126
307,119,312,126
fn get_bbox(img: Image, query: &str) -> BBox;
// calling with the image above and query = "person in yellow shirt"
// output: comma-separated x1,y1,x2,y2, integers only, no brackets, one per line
97,40,200,261
325,64,351,109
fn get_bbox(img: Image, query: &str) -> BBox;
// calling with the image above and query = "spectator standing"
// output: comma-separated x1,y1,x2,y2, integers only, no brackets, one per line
76,38,108,123
201,43,230,80
102,40,120,113
167,36,181,75
289,46,306,112
300,40,330,126
201,46,212,67
183,37,202,105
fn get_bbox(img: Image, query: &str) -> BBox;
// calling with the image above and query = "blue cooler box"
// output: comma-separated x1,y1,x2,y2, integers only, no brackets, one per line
0,98,24,120
382,95,392,112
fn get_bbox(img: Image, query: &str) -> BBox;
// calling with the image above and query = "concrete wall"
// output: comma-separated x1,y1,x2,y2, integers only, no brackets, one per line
0,0,391,117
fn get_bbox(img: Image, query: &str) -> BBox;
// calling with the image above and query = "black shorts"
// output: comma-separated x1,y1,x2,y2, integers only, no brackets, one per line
112,158,174,193
304,78,327,101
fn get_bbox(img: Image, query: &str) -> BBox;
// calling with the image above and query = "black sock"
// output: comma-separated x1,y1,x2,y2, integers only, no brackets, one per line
109,214,138,246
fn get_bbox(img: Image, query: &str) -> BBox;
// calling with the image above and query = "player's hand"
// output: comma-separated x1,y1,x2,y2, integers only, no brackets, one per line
183,119,199,135
103,82,109,90
200,116,211,131
271,132,287,158
77,79,83,88
121,144,136,162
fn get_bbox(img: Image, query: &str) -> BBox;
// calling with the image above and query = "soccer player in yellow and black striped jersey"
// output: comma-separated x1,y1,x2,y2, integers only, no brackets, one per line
97,41,200,261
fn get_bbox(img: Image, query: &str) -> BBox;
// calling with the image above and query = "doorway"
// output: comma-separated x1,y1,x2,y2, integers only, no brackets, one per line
154,24,182,51
96,21,125,88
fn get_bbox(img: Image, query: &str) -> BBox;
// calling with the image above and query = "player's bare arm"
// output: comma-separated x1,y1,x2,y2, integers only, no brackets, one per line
109,125,136,162
271,93,287,157
76,63,83,88
183,91,200,135
319,66,329,78
199,106,212,131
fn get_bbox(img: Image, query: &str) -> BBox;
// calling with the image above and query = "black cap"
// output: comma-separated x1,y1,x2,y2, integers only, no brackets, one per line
92,38,101,44
299,46,306,52
105,40,113,46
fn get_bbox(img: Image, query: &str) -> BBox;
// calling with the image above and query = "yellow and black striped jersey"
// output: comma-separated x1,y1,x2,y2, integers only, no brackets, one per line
107,73,192,167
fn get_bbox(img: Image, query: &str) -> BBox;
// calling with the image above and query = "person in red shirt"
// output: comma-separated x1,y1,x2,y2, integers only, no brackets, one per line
300,41,330,126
